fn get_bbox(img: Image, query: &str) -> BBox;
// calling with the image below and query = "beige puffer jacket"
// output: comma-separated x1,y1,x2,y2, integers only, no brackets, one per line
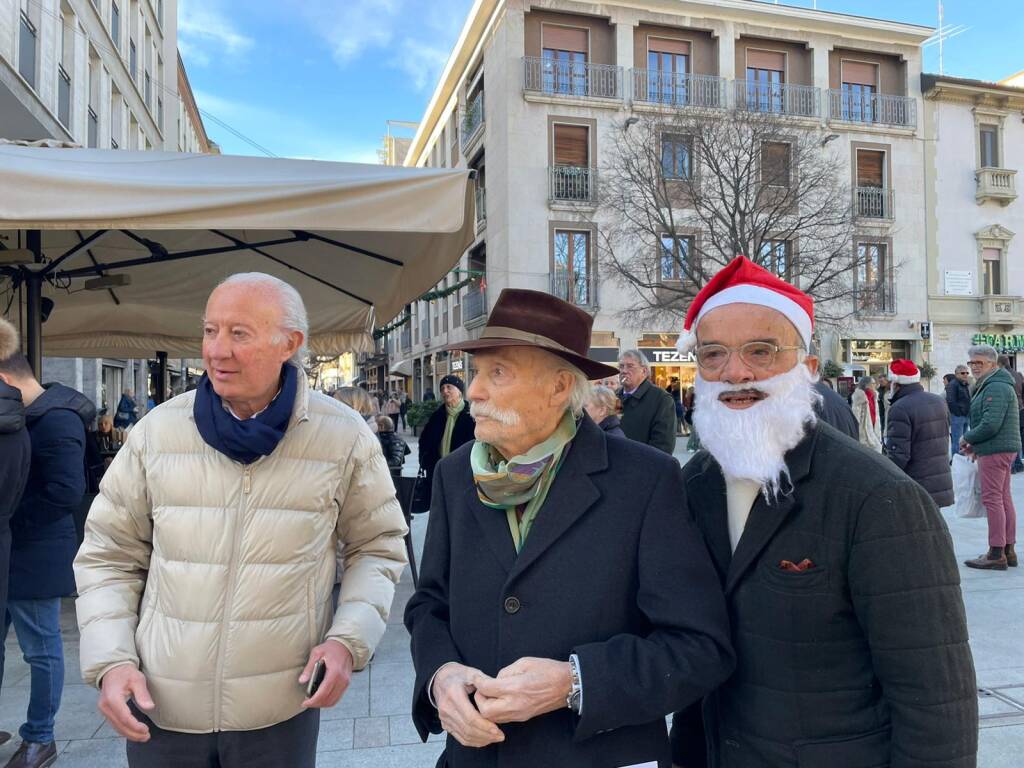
74,375,408,733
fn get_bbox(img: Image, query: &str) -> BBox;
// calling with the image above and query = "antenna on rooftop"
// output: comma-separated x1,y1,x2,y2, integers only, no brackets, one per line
921,1,970,74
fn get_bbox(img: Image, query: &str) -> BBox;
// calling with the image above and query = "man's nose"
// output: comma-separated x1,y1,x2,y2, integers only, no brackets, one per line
467,376,485,402
720,350,755,385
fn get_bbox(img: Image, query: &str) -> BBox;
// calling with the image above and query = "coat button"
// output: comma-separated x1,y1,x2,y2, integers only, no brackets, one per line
503,596,521,614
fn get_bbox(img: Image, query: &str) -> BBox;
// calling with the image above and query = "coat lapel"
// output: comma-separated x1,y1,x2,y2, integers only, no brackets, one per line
724,424,819,594
685,456,731,582
464,485,516,574
507,416,607,582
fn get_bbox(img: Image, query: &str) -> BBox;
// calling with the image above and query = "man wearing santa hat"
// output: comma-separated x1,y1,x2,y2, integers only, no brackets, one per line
669,256,977,768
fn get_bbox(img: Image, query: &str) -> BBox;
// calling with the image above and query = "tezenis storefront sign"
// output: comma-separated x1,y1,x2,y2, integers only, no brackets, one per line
973,333,1024,354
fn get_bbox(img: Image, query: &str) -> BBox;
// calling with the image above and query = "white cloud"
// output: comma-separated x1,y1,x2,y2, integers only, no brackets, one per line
178,0,254,68
298,0,403,64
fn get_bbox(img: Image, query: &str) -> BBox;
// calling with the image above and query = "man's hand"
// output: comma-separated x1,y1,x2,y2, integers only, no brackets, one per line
473,657,572,725
98,665,155,743
300,640,354,709
432,663,505,748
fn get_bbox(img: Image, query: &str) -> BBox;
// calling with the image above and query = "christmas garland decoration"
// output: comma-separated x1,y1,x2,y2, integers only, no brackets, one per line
371,269,487,339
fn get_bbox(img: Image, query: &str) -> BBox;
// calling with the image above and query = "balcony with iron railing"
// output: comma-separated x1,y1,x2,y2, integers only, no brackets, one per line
475,186,487,227
734,81,820,118
976,168,1018,206
461,93,484,151
631,70,726,110
549,271,598,309
549,166,597,204
827,90,916,128
853,187,895,220
523,57,623,101
463,287,488,326
855,280,897,316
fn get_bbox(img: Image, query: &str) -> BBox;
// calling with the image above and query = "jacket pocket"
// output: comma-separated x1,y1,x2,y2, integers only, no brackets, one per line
794,726,891,768
758,561,830,593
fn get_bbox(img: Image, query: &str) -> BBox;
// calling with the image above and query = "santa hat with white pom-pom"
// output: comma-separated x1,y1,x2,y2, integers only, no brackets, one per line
675,255,815,353
888,359,921,384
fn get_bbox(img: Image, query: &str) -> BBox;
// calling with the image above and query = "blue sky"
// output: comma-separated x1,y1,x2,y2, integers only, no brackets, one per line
179,0,1023,161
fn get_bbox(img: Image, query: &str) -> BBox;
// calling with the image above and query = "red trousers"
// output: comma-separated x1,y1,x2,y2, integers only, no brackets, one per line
978,452,1018,548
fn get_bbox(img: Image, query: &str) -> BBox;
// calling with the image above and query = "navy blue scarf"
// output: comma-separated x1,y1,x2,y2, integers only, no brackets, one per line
193,364,298,464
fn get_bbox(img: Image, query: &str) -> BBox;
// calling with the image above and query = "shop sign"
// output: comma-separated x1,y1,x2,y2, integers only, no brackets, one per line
973,333,1024,353
451,359,464,372
640,348,696,364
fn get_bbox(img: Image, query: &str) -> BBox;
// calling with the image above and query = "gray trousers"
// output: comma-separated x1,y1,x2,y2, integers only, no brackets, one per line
126,706,319,768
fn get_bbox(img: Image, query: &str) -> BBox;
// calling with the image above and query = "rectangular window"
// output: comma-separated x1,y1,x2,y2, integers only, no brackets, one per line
759,240,791,279
746,51,785,113
661,134,692,180
19,12,37,88
88,107,98,148
145,71,151,106
660,235,691,281
130,40,137,81
542,27,587,96
983,247,1002,295
111,2,120,48
856,149,885,188
761,142,791,187
553,230,591,306
647,38,689,104
553,124,589,166
857,243,893,312
58,66,72,127
157,97,163,128
980,126,999,168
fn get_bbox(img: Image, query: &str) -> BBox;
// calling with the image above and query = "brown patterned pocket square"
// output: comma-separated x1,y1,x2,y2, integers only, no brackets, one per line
779,558,815,572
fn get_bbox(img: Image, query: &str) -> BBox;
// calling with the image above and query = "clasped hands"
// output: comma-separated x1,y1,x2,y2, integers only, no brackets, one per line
431,657,572,748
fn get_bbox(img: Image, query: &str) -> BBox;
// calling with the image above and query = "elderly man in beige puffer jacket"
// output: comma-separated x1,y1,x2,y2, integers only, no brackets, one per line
74,273,408,768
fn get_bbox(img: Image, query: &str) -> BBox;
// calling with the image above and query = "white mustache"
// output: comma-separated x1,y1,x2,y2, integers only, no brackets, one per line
470,401,521,427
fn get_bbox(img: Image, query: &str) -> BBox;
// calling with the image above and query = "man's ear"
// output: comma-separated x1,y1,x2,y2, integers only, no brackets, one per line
803,354,819,378
549,369,574,409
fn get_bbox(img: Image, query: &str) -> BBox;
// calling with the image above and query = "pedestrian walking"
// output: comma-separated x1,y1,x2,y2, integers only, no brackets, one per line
418,375,474,508
669,256,976,768
583,385,624,437
384,393,401,429
947,365,972,458
74,273,407,768
405,288,732,767
112,389,139,429
398,391,409,431
0,320,32,747
876,373,891,431
0,330,93,768
667,376,685,435
377,415,410,472
681,385,695,436
961,344,1021,570
884,360,954,508
850,376,883,451
616,350,677,454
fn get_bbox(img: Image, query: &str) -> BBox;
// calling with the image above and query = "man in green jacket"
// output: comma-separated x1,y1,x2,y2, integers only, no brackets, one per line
961,343,1021,570
616,350,678,455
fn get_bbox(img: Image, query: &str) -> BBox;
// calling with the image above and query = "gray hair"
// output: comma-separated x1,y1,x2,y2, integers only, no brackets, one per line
857,376,874,390
588,385,619,414
536,349,591,417
618,349,649,371
217,273,309,366
968,344,998,363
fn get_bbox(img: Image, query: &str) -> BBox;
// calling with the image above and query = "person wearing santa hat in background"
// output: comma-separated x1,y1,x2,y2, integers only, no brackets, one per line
883,359,954,509
669,256,976,768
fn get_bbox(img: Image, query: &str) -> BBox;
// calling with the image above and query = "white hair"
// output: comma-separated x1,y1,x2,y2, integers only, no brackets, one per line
216,273,309,366
565,365,592,417
968,344,998,363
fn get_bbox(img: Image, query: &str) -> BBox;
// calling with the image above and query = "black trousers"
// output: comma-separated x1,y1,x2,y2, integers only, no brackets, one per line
126,707,320,768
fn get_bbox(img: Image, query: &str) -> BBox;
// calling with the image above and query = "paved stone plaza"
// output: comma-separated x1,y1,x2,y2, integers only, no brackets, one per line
2,434,1022,766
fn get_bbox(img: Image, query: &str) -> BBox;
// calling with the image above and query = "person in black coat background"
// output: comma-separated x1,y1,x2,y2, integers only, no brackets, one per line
418,375,475,505
0,343,93,766
377,415,411,471
885,359,955,508
812,379,858,440
947,365,972,457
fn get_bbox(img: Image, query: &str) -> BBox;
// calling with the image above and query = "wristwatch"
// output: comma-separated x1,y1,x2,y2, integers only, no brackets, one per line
566,654,582,715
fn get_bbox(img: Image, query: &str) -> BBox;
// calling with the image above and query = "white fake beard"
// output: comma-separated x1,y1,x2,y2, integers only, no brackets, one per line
693,363,821,500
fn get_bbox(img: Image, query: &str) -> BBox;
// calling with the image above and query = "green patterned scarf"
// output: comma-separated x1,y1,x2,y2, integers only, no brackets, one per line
441,399,465,458
470,411,578,552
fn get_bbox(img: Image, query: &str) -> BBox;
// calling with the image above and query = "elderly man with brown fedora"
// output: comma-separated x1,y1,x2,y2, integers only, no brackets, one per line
404,289,733,768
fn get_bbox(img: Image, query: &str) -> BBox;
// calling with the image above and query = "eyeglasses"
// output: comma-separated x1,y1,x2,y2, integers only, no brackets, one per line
968,360,987,368
695,342,803,371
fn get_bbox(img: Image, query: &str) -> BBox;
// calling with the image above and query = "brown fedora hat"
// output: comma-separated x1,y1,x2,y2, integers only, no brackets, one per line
446,288,620,380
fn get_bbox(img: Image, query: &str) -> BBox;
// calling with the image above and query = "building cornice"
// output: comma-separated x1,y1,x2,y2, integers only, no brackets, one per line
176,53,214,153
922,73,1024,110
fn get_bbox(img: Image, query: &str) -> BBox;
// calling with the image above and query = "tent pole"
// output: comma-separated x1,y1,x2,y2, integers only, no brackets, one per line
25,230,43,377
156,351,168,403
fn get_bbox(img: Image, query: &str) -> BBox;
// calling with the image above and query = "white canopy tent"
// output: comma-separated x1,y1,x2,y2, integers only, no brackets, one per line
0,144,475,376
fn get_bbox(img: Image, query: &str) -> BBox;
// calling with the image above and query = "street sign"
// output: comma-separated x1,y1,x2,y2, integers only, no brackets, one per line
920,321,931,340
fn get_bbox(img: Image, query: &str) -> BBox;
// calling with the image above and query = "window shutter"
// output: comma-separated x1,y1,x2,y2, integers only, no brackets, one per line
983,247,1002,262
543,25,588,54
747,50,785,71
762,142,791,185
648,37,690,56
841,61,878,87
554,124,589,166
856,150,884,188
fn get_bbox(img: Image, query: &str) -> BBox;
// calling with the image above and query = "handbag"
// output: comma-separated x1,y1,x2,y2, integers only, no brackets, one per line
411,469,432,515
952,453,985,519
